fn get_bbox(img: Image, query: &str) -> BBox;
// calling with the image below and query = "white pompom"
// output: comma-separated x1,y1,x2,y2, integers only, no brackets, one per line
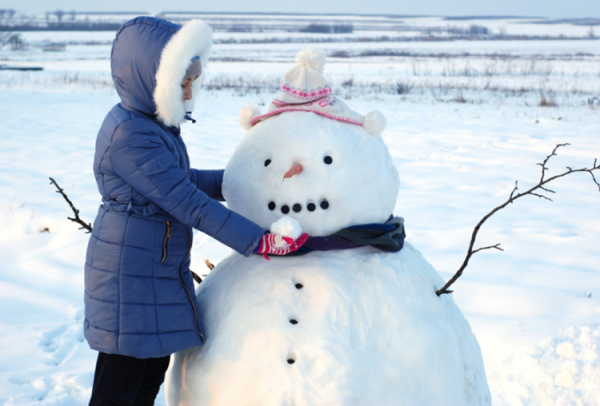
270,216,303,240
295,48,327,73
238,105,261,130
363,110,386,136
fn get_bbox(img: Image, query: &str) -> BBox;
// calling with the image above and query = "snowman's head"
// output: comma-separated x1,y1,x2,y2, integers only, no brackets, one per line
223,111,399,236
222,48,400,236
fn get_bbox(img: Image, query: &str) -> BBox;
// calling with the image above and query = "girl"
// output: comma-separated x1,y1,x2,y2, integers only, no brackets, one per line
85,17,306,405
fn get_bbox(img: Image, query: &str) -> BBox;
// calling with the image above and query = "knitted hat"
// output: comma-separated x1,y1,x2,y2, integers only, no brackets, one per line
239,48,386,136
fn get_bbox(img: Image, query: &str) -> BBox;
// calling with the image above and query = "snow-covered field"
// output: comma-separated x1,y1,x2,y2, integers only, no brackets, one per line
1,15,599,405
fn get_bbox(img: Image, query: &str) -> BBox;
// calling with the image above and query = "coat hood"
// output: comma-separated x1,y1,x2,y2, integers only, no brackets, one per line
111,17,212,126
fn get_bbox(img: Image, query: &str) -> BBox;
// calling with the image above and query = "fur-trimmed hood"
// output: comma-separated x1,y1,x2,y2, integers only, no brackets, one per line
111,17,211,127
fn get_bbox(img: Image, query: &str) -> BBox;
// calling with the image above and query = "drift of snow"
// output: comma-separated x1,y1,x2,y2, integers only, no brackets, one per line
490,325,600,405
0,20,599,405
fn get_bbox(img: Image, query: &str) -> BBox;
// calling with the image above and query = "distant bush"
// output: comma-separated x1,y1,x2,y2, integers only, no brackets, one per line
469,25,490,36
301,23,353,34
227,25,253,33
396,80,413,95
330,50,350,58
302,24,331,34
333,24,353,34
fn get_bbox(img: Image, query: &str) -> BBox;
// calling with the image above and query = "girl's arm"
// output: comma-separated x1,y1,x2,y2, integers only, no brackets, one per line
189,169,225,201
110,121,264,256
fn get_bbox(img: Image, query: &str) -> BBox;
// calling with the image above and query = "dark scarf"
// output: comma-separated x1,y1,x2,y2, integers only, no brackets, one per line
278,216,405,256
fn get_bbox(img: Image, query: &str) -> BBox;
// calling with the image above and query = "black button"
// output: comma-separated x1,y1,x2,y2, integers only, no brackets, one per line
295,283,303,289
293,204,302,212
324,156,333,164
268,201,276,210
307,203,316,212
281,205,290,214
290,319,298,325
264,159,271,167
320,200,329,209
287,359,295,365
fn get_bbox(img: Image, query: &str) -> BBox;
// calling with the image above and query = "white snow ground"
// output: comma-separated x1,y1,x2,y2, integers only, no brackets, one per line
0,18,599,405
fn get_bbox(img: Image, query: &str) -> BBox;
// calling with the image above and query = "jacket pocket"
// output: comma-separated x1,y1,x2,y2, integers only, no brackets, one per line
160,221,172,263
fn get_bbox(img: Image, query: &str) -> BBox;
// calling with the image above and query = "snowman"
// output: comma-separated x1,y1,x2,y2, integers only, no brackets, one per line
166,49,491,405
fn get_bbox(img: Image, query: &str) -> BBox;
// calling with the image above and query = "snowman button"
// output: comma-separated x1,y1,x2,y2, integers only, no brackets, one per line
295,283,303,289
268,201,276,211
287,359,296,365
290,319,298,324
293,204,302,212
320,200,329,210
307,203,316,212
281,205,290,214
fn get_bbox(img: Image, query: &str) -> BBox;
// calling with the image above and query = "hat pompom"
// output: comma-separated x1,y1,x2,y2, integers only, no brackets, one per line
363,110,386,136
239,105,261,130
295,48,327,73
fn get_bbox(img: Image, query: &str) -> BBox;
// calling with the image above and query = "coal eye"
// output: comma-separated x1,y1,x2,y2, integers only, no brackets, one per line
324,156,333,164
264,159,271,167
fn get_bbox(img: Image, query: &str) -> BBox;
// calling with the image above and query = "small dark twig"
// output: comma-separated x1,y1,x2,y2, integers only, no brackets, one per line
191,271,203,284
49,177,93,233
472,244,504,254
436,144,600,296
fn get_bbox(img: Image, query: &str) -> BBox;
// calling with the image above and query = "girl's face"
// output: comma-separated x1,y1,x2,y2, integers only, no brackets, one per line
181,75,199,101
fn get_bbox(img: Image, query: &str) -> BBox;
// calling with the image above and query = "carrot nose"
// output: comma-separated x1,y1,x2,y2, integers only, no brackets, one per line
283,163,303,179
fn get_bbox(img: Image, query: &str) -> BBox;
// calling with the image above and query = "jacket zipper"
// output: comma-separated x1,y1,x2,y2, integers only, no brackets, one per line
178,226,205,344
160,221,171,263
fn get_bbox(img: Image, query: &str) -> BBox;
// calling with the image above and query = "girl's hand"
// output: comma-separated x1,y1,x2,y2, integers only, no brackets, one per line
254,233,309,260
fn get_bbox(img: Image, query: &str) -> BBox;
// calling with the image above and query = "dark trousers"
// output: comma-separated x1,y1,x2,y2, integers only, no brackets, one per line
89,352,170,406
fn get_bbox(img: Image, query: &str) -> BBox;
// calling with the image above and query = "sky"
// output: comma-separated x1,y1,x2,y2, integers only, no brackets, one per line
4,0,599,19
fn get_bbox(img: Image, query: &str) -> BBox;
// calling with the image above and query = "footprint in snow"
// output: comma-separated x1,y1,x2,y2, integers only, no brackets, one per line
38,310,85,366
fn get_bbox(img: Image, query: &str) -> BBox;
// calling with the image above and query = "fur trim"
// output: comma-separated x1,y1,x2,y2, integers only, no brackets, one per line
363,110,386,136
154,20,212,127
295,48,327,73
239,105,261,130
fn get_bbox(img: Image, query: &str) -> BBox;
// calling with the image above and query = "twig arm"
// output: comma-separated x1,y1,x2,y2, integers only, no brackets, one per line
49,177,93,233
436,144,600,296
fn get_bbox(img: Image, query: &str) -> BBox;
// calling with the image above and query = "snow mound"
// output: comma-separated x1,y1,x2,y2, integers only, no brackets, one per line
491,325,600,405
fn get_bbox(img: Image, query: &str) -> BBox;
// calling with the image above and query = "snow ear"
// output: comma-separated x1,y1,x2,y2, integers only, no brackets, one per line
363,110,386,136
239,105,261,130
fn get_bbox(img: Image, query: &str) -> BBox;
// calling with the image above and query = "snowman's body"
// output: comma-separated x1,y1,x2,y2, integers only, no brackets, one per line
166,51,490,405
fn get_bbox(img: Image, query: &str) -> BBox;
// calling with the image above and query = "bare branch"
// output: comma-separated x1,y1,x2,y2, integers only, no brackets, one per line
50,176,206,284
529,192,553,201
539,186,555,194
436,144,600,296
49,177,93,233
509,181,519,202
472,244,504,254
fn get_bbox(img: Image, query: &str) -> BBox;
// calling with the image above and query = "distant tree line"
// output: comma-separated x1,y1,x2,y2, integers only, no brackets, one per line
301,23,353,34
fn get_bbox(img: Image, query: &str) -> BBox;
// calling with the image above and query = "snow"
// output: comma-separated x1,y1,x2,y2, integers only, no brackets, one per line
167,245,490,405
222,111,399,236
166,71,489,402
270,216,303,240
0,16,599,405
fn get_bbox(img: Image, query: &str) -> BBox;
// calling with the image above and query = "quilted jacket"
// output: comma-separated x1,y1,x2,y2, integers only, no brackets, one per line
84,17,265,358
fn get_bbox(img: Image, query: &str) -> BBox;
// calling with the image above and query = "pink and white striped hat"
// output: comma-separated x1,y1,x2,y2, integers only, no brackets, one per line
239,48,386,136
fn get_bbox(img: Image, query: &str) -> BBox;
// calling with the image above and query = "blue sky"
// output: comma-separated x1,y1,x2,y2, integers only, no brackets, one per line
8,0,600,19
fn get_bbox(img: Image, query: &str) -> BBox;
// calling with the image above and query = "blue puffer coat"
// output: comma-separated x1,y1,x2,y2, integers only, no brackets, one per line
84,17,265,359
